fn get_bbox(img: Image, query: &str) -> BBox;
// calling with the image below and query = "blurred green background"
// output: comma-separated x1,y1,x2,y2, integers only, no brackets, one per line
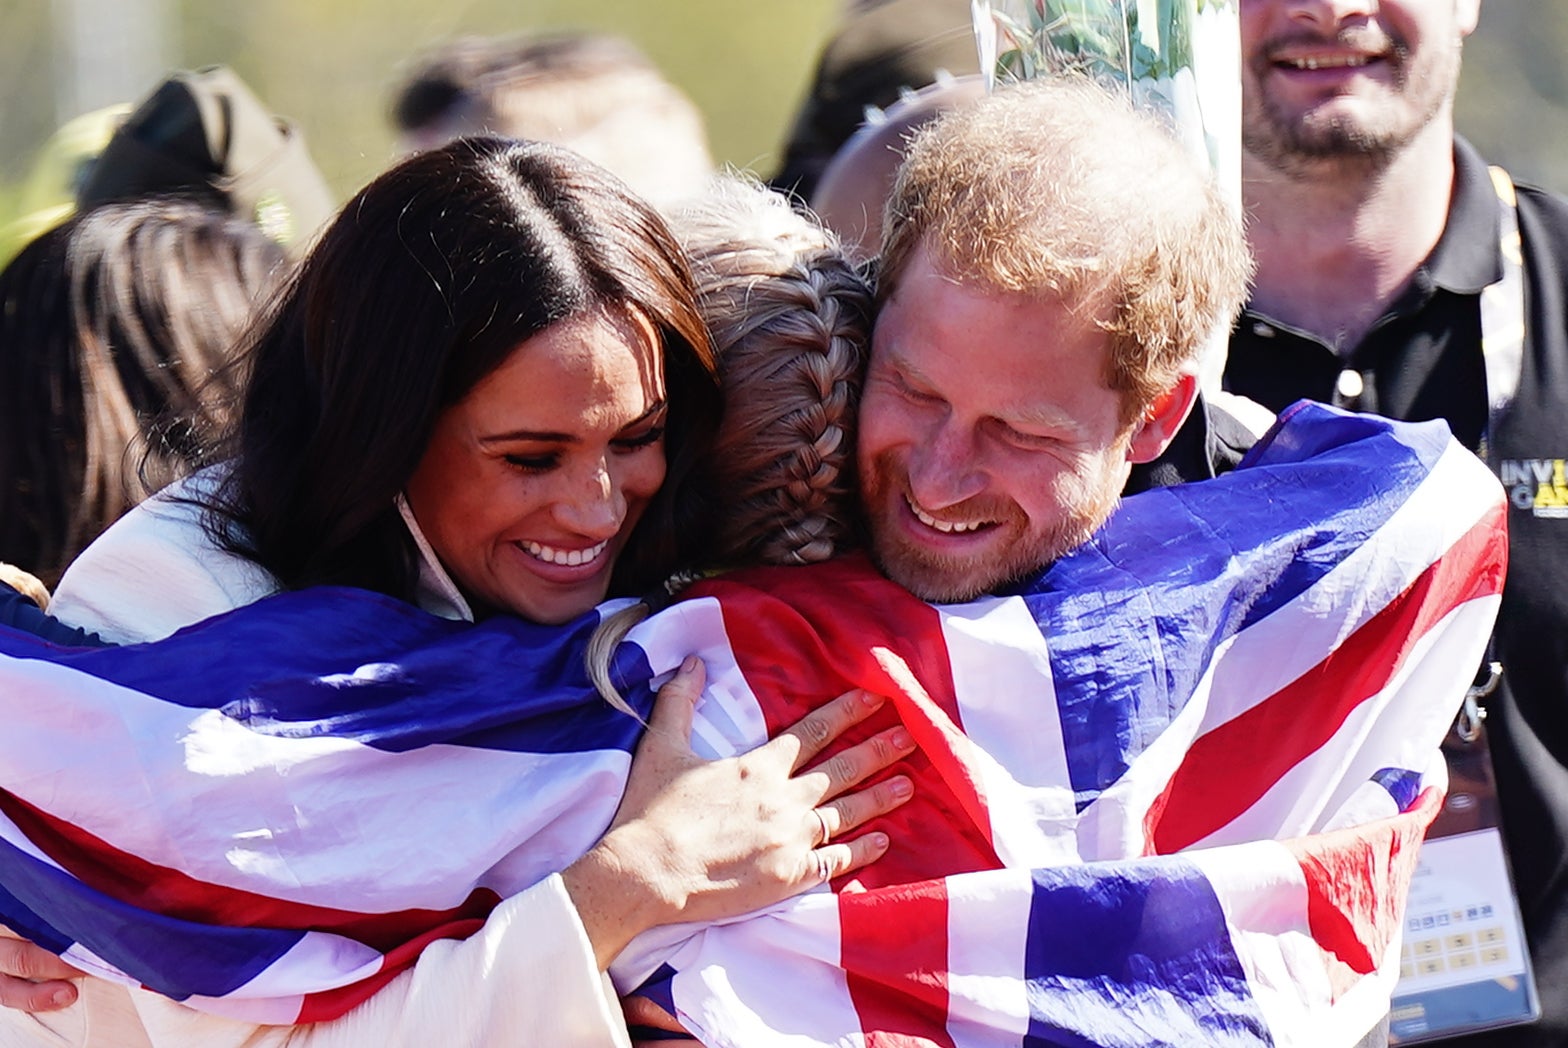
0,0,843,223
1,0,1565,230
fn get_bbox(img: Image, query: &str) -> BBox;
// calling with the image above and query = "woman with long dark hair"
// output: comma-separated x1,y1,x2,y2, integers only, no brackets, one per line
4,140,909,1046
51,138,718,636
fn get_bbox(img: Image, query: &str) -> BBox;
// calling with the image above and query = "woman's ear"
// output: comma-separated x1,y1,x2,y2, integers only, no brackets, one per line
1127,370,1199,464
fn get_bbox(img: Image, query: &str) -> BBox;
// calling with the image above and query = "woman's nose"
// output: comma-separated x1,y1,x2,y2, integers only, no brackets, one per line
554,459,626,538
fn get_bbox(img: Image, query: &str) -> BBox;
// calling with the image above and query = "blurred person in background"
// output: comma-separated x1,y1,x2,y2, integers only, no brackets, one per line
808,73,986,261
1223,3,1568,1043
0,64,335,592
770,0,977,203
390,31,714,209
0,106,128,269
1,66,334,270
75,65,336,257
0,198,288,591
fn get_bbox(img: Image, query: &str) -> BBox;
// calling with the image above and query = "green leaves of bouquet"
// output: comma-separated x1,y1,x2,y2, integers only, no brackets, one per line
990,0,1233,87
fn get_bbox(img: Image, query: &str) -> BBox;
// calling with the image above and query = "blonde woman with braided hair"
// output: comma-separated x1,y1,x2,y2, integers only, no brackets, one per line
682,177,870,569
587,178,872,708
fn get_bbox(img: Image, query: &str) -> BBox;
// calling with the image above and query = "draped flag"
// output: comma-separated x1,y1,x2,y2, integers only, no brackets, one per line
0,402,1507,1046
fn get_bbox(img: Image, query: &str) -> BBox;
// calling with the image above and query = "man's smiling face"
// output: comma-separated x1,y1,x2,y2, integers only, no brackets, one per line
1240,0,1481,172
856,244,1138,602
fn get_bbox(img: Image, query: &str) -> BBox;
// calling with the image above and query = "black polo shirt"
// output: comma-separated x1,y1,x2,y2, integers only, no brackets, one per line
1226,139,1499,448
1227,138,1568,1048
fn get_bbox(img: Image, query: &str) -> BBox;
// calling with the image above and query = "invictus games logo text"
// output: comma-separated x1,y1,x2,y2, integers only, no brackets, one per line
1499,459,1568,517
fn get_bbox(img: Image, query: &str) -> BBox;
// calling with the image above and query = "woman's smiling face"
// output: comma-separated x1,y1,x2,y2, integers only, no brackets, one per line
404,307,668,624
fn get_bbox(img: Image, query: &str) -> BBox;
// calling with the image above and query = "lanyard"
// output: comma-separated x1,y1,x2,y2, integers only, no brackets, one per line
1458,167,1523,739
1478,166,1526,465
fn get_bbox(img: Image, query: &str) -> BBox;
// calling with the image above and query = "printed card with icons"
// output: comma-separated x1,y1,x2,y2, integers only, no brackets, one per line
1389,728,1539,1043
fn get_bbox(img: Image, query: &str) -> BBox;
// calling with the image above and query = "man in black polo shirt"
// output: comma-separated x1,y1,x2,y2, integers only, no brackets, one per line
1225,4,1568,1045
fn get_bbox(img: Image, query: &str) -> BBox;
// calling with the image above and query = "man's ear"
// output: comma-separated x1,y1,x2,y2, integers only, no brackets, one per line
1127,370,1199,464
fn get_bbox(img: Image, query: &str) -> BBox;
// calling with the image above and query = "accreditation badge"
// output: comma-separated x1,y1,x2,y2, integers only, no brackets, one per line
1389,675,1540,1043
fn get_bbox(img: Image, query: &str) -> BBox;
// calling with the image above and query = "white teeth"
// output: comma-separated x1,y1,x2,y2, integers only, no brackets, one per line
906,496,987,535
520,539,608,567
1289,55,1368,71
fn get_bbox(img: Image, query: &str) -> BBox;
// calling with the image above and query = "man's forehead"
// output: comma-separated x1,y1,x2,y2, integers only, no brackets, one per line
888,242,1112,321
874,295,1120,430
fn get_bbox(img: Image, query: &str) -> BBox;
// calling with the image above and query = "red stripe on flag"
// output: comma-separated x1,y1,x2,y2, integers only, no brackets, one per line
0,789,499,951
695,556,1003,889
1147,505,1506,854
1284,786,1442,997
839,878,956,1048
294,917,487,1022
694,556,957,737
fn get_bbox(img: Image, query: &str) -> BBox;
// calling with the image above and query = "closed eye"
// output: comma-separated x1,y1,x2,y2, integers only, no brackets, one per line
989,417,1067,450
1009,434,1059,451
504,452,560,473
889,369,940,404
613,424,665,451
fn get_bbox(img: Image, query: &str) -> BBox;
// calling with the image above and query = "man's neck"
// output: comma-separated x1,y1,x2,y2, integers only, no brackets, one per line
1243,120,1457,351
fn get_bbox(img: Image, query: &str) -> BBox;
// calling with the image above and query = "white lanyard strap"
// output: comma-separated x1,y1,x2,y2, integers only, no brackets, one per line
1480,166,1526,460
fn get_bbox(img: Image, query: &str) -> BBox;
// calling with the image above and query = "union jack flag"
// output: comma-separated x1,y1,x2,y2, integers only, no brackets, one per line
0,402,1507,1046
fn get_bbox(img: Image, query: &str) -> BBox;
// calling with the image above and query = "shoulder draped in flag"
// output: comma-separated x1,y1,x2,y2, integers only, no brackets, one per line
0,402,1507,1046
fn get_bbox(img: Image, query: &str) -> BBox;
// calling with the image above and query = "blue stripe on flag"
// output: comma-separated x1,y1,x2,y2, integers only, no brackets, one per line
1023,857,1271,1047
0,590,649,756
0,835,303,1000
1372,768,1424,812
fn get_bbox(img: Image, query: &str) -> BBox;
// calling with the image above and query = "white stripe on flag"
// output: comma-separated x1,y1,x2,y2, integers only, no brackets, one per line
940,598,1079,868
1185,841,1333,1047
1073,656,1220,861
627,597,770,760
660,894,866,1048
945,867,1035,1048
0,652,631,908
183,930,386,1023
1201,439,1499,733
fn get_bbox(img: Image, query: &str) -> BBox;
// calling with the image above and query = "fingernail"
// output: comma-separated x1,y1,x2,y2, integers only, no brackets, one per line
859,690,883,708
51,989,73,1007
890,776,913,799
870,832,889,849
680,654,699,674
890,729,913,751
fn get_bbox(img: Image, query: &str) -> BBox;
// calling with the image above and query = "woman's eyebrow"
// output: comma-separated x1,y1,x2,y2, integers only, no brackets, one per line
478,400,668,445
479,427,577,444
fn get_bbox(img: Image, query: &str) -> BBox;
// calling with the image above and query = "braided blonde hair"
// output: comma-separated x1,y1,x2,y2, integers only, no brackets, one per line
587,176,873,711
685,177,871,567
